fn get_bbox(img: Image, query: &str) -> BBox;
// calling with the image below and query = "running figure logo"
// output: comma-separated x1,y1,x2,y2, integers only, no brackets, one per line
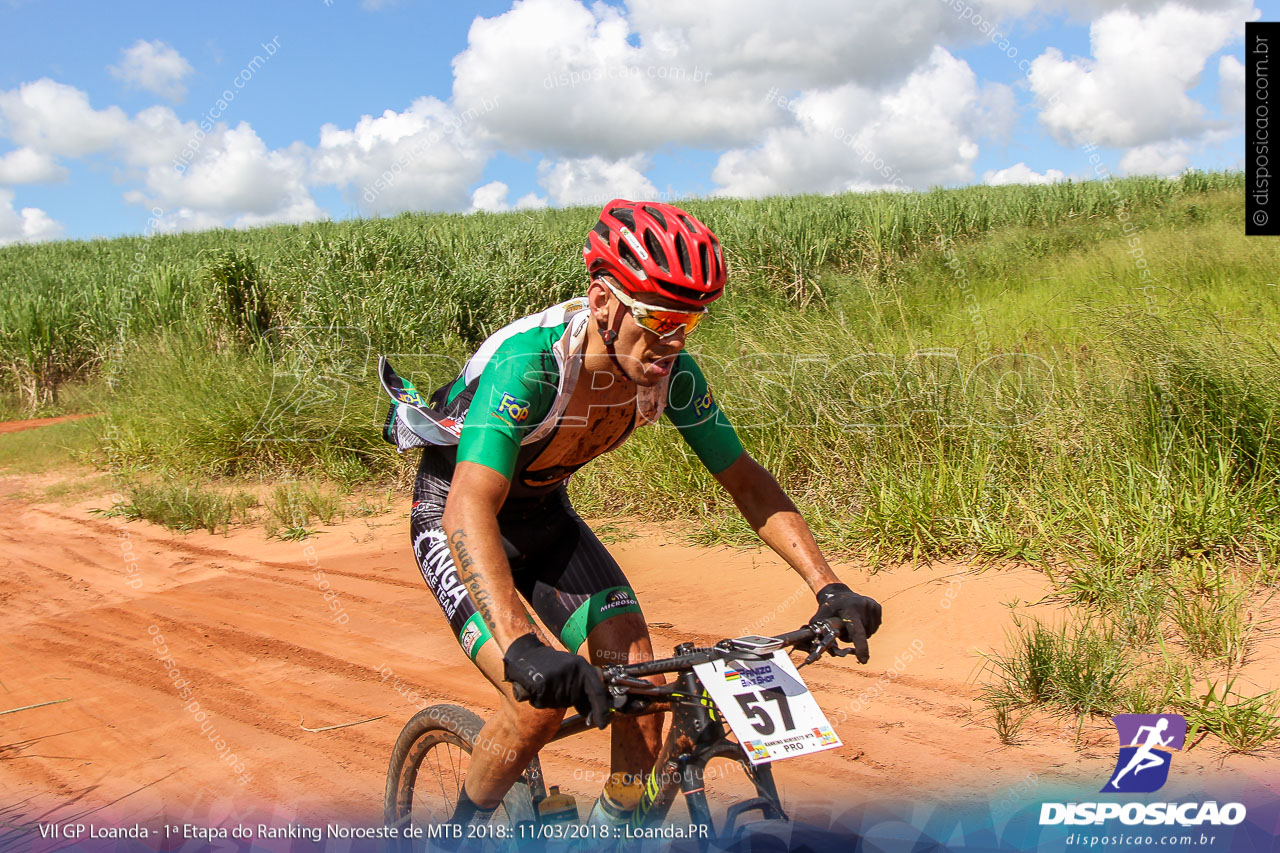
1102,714,1187,793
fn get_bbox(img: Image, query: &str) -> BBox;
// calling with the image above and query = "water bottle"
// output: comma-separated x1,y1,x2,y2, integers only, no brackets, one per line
538,785,579,823
585,772,644,828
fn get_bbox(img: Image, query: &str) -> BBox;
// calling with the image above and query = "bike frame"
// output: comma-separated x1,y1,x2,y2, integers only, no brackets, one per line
515,641,789,843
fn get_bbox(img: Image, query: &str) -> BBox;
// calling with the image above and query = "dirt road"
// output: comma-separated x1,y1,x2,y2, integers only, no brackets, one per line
1,466,1276,835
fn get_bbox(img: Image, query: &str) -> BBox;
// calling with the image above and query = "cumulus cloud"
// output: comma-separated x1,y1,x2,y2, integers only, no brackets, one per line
536,155,657,206
132,123,323,229
1120,140,1192,175
0,78,130,157
310,96,488,215
983,162,1066,185
451,0,994,159
712,48,996,197
1029,1,1256,147
109,39,194,102
0,147,67,183
1219,54,1245,114
514,192,548,210
0,188,63,245
469,180,510,212
0,78,324,232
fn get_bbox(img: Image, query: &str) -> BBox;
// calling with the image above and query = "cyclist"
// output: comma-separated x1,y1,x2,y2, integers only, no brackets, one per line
379,199,882,828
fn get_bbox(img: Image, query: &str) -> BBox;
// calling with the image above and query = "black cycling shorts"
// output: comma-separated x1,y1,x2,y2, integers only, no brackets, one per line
409,447,642,662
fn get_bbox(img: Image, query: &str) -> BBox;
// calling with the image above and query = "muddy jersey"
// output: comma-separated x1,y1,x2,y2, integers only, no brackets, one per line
380,297,743,498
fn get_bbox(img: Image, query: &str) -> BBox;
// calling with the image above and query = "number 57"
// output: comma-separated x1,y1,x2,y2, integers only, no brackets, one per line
734,687,795,735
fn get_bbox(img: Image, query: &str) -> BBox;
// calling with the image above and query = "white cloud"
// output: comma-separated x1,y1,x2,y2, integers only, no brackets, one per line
134,123,323,229
1219,54,1245,114
1120,140,1192,175
1029,1,1256,147
310,96,488,215
514,192,548,210
0,188,63,245
625,0,977,89
536,155,657,206
451,0,994,160
109,39,194,102
712,48,994,197
0,78,323,231
983,162,1066,185
0,78,130,157
469,180,510,212
0,147,67,183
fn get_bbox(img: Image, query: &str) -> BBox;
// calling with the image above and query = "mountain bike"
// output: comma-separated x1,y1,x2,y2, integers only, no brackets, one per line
384,620,853,850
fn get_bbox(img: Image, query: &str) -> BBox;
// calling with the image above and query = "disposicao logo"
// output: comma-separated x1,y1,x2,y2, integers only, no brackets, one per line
1038,713,1246,828
1103,714,1185,793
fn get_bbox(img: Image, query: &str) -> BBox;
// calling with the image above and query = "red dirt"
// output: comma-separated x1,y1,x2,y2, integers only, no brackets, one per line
0,413,98,435
0,467,1276,832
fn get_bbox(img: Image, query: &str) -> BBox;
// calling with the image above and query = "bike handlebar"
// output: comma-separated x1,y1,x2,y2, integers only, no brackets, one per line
506,621,848,708
601,619,845,685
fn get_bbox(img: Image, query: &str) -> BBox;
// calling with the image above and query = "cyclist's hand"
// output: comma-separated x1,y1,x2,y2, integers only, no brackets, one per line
502,633,609,729
808,582,882,664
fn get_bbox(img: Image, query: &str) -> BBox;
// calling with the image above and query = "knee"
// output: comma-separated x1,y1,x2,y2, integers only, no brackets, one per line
586,613,654,668
505,701,564,743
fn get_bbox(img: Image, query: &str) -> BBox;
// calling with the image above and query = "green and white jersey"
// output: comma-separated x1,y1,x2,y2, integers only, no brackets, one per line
380,297,743,498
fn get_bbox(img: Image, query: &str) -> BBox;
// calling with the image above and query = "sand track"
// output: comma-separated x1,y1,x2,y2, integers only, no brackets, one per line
1,464,1276,834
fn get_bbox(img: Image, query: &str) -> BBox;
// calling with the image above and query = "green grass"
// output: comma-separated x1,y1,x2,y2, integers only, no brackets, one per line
263,482,344,540
0,416,101,474
93,480,258,535
1176,676,1280,754
979,596,1280,752
3,171,1277,749
979,616,1134,724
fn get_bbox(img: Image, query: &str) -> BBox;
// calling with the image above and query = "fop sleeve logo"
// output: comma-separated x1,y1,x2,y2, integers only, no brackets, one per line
1103,714,1186,793
494,391,531,425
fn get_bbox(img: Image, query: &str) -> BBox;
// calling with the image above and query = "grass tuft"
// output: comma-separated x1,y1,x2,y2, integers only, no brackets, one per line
94,480,257,534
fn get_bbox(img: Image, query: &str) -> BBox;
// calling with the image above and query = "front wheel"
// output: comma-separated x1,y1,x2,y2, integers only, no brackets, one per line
679,740,787,847
384,704,539,841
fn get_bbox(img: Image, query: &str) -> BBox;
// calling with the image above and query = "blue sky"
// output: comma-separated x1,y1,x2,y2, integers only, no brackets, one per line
0,0,1266,243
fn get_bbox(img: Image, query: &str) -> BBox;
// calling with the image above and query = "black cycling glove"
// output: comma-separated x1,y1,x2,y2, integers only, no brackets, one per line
808,582,882,664
502,633,610,729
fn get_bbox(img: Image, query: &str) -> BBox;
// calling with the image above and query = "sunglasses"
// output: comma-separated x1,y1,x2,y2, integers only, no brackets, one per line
600,279,708,338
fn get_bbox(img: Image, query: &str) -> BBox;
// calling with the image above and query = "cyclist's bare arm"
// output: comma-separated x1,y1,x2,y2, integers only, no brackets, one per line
440,460,531,649
712,451,840,592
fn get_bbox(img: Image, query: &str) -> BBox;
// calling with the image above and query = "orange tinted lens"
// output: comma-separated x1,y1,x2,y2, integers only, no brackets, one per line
637,310,703,337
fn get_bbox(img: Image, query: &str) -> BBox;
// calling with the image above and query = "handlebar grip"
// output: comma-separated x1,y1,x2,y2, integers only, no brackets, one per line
511,682,531,702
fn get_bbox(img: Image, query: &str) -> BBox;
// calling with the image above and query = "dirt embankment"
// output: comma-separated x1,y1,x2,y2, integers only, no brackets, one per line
1,460,1277,833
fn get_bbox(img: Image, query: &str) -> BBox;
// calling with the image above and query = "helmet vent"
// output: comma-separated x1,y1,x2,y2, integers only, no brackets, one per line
674,234,692,278
643,229,669,274
610,207,636,230
678,214,699,234
664,280,718,303
618,241,644,273
642,205,668,229
697,243,710,286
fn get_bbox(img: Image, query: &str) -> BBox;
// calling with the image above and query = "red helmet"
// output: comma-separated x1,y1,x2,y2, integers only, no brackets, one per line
583,199,726,307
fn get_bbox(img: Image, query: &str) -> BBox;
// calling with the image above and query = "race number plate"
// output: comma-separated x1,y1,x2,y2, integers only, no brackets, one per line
693,651,842,765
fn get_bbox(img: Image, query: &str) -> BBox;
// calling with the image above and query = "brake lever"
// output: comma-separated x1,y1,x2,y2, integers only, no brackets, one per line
796,624,853,668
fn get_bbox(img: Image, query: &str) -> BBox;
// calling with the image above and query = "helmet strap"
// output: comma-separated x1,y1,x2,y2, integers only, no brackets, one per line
597,324,618,345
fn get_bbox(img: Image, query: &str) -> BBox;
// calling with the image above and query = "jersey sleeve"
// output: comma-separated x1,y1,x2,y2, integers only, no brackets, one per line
664,351,745,475
456,346,558,480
